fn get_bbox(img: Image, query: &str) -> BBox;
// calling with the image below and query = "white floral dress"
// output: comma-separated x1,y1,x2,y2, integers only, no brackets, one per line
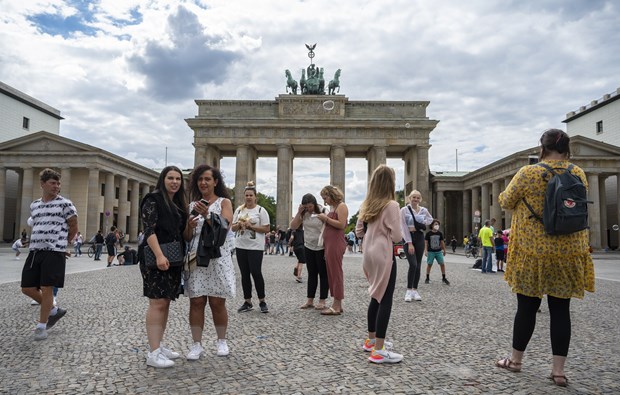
184,197,236,299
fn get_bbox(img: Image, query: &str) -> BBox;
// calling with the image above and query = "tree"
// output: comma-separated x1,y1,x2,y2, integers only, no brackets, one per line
257,193,276,229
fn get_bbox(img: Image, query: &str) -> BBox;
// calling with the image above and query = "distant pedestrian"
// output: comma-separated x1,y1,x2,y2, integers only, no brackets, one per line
21,168,77,341
105,226,117,267
478,220,494,273
12,238,29,259
450,236,457,253
73,232,83,257
93,230,104,261
494,231,505,272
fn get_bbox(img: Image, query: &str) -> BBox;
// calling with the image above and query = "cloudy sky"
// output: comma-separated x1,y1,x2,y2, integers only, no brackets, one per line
1,0,618,218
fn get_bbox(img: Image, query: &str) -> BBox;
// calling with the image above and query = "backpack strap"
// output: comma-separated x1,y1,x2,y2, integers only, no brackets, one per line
522,163,556,224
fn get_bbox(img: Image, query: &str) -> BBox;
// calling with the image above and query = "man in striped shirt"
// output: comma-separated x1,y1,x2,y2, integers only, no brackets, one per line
21,168,78,341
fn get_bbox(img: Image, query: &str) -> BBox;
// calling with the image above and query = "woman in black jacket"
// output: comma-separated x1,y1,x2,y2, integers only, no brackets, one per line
140,166,190,368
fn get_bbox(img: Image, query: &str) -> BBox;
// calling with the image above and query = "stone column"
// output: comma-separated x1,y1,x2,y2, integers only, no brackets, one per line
276,144,293,228
472,186,480,216
462,189,471,236
504,176,513,228
118,176,128,237
491,179,502,226
599,176,607,249
435,190,445,223
104,172,115,229
247,146,257,185
19,167,34,235
367,145,386,180
416,145,430,205
204,145,221,169
403,147,417,195
87,169,100,237
0,167,5,240
60,167,71,198
330,145,346,196
481,183,490,222
130,180,140,242
587,173,601,249
234,145,249,210
194,145,207,168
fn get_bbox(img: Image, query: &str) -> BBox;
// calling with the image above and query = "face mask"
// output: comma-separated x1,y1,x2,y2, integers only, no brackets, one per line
433,225,440,231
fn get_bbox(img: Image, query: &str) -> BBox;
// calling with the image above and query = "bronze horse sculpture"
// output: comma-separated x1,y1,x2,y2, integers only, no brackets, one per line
328,69,341,95
285,69,298,94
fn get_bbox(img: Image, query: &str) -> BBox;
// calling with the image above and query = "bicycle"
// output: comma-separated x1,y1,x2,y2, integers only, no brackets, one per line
87,243,96,258
464,244,479,259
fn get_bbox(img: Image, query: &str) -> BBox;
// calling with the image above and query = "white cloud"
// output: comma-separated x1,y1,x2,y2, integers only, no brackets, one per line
1,0,618,218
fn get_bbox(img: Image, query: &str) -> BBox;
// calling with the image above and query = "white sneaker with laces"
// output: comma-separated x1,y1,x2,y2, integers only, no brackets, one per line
34,327,48,341
159,344,180,360
412,290,422,301
146,348,174,368
404,290,412,302
368,348,403,364
186,342,204,361
216,339,229,356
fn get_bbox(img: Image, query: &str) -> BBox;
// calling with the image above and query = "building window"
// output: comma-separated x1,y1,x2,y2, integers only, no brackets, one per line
115,187,120,199
101,183,105,196
22,117,30,130
596,120,604,134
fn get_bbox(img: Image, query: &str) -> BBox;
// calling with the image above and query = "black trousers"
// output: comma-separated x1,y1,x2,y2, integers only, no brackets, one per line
405,231,425,288
304,247,329,300
513,293,571,356
367,258,397,339
236,248,266,300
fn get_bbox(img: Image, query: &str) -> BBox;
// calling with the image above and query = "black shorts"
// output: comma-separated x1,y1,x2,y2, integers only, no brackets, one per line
347,240,354,246
496,250,505,261
293,247,306,264
21,250,66,288
107,244,116,256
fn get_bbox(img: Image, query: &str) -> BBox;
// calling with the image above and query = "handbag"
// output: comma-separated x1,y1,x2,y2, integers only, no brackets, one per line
144,241,184,268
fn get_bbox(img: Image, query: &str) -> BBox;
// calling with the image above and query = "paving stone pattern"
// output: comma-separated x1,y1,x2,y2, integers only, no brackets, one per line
1,253,618,394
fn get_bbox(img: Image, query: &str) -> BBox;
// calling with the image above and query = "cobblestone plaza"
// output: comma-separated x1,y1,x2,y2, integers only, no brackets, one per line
1,248,618,394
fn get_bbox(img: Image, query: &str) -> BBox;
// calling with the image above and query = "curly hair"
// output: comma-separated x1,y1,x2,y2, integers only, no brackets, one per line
320,185,344,205
188,164,230,201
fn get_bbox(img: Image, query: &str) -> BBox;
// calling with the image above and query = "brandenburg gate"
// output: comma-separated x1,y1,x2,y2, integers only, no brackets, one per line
186,94,438,228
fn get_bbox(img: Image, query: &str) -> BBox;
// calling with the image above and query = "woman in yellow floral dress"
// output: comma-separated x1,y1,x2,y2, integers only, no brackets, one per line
495,129,595,387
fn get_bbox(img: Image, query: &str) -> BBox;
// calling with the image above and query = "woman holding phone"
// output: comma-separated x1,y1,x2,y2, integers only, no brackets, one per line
183,164,235,360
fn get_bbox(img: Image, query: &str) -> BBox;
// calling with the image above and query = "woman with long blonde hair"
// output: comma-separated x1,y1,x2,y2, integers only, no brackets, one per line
356,165,403,364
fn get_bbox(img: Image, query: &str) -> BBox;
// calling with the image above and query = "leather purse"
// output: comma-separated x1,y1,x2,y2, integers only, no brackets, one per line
144,241,184,268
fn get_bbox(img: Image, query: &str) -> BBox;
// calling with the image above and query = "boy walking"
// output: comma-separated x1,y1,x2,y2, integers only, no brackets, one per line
21,168,78,340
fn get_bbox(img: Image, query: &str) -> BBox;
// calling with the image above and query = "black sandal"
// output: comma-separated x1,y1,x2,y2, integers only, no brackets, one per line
549,374,568,387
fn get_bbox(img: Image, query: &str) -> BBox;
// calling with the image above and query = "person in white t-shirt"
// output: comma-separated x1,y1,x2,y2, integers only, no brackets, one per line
12,238,29,259
232,181,271,313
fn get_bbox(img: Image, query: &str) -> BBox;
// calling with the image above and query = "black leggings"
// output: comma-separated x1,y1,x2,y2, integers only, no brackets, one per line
305,247,329,300
236,248,266,300
513,293,571,356
405,232,425,289
367,258,397,339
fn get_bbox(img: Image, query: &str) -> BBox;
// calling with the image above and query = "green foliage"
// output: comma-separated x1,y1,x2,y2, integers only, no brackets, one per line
345,211,359,234
257,193,276,228
396,189,405,207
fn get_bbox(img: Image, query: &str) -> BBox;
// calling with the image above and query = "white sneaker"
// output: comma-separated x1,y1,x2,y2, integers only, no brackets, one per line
368,348,403,364
404,290,413,302
146,348,174,368
53,297,58,307
412,290,422,301
34,327,48,341
159,344,180,360
30,299,40,306
216,339,229,356
186,342,204,361
15,257,20,260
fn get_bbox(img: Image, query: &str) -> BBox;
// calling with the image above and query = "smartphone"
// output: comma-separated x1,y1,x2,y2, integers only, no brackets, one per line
191,199,210,216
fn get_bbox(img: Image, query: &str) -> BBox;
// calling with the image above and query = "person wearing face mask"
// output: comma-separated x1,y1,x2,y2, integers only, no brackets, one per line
424,219,449,285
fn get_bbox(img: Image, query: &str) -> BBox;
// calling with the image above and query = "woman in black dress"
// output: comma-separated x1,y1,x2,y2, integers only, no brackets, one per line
140,166,190,368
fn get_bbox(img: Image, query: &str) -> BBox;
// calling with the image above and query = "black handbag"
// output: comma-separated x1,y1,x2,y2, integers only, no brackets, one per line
144,241,184,268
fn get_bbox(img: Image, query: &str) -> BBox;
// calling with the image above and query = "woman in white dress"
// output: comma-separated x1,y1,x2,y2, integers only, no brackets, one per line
183,164,235,360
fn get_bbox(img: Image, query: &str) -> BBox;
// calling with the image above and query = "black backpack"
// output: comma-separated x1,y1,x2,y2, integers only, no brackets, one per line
105,232,116,245
523,163,591,235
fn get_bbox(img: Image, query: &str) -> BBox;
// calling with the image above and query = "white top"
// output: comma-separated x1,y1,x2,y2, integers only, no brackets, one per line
12,239,23,249
29,195,77,252
302,205,328,251
233,205,270,250
399,204,433,243
185,198,236,299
